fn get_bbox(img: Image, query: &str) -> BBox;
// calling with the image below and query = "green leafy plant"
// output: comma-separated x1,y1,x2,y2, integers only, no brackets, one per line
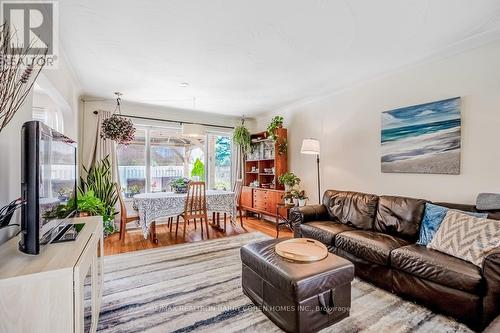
233,121,252,153
190,158,205,180
77,190,116,235
80,156,117,209
79,155,118,235
291,189,308,200
76,190,105,215
43,190,115,235
128,185,142,195
171,177,190,193
267,115,284,141
278,172,301,188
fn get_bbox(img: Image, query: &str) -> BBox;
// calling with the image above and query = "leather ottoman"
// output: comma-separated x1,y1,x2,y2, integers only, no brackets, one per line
241,238,354,333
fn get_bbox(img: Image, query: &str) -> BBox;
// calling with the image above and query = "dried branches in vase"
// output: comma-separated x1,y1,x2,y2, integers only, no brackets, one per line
0,23,47,133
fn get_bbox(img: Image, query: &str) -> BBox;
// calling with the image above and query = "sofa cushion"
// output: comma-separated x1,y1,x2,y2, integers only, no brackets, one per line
375,195,426,241
323,190,379,230
300,221,355,246
335,230,409,266
391,245,483,294
427,211,500,267
417,203,488,246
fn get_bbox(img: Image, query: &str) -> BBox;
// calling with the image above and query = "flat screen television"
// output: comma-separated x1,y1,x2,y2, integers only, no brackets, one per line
19,121,78,254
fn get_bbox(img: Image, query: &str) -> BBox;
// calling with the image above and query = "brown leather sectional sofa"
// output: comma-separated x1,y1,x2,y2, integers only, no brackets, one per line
290,190,500,331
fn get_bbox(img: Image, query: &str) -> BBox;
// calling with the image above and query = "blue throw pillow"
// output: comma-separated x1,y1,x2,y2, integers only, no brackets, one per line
416,203,488,246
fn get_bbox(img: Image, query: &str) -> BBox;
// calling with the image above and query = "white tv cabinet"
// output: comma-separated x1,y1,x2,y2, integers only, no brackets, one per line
0,216,104,333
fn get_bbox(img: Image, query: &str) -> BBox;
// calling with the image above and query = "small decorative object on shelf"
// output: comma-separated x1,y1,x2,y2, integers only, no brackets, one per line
100,92,136,145
278,172,301,192
233,117,252,153
171,177,191,193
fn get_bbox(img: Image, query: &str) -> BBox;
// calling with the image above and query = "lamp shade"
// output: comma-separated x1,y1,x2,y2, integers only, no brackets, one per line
182,123,205,138
301,138,320,155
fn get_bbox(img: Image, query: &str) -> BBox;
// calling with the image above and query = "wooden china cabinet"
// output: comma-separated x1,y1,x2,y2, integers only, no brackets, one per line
240,128,288,218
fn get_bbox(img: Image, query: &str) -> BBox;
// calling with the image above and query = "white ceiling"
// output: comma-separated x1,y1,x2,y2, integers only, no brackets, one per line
60,0,500,116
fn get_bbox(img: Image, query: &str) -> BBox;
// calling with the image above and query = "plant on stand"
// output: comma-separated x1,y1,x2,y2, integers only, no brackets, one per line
291,190,308,207
278,172,301,192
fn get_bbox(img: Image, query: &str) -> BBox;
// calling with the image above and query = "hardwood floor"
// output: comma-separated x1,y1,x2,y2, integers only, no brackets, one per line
104,216,293,255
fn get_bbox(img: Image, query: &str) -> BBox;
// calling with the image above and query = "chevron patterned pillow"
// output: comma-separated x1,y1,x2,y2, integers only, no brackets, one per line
427,210,500,267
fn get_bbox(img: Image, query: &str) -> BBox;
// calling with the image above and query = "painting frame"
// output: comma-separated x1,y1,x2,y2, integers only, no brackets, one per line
381,97,461,175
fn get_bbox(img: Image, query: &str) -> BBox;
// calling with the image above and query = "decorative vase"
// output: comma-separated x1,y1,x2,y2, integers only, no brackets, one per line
284,198,293,205
298,199,307,207
293,199,299,206
284,184,291,192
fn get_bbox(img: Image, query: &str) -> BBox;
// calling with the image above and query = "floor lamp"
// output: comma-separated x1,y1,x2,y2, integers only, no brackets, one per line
301,139,321,204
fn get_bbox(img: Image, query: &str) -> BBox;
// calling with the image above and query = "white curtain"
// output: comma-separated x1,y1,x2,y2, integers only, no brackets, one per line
85,110,121,226
232,143,244,185
85,110,119,184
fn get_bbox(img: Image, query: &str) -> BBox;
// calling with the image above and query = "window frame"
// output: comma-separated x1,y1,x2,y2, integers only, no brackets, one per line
117,121,233,195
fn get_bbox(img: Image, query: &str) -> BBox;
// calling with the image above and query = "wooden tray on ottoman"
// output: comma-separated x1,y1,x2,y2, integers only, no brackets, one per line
275,238,328,262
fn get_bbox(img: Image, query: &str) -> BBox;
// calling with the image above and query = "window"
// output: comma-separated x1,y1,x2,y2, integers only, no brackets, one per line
207,134,232,190
149,128,206,192
117,129,146,197
32,92,64,132
116,124,230,196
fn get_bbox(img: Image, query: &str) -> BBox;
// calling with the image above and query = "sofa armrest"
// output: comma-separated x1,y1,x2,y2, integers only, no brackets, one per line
482,247,500,329
289,205,329,238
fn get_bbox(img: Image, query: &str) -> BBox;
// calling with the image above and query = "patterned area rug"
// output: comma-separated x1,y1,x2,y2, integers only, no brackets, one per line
97,232,473,333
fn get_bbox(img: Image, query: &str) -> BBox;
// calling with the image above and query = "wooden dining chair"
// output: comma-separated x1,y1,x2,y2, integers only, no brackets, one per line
116,183,140,242
175,181,209,239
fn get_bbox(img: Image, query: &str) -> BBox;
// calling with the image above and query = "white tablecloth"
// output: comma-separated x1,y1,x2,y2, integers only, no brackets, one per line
133,190,235,238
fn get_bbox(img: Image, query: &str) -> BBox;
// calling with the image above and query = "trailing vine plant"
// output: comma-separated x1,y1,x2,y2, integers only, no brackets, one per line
233,117,252,153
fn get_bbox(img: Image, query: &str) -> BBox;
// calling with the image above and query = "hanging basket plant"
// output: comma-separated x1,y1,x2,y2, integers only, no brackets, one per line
101,114,136,144
233,117,252,153
100,92,136,145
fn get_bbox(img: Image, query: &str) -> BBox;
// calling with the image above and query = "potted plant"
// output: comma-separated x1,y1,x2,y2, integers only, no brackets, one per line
278,172,301,191
80,156,118,232
233,119,252,153
128,185,141,197
291,190,308,207
266,115,284,141
283,191,294,205
171,177,190,193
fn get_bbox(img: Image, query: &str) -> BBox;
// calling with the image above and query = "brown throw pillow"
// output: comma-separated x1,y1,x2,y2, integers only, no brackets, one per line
427,210,500,267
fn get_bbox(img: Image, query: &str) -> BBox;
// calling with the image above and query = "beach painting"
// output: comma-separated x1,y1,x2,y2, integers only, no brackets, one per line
381,97,461,174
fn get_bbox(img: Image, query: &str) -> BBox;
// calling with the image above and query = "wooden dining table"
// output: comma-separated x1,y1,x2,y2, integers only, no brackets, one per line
133,190,236,241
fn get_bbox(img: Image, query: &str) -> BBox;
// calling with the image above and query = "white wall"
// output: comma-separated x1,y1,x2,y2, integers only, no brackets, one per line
255,40,500,204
